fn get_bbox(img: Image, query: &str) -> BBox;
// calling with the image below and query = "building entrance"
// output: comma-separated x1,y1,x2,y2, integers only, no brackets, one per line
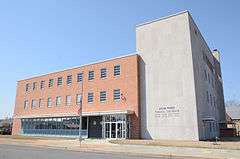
102,114,129,139
88,116,102,138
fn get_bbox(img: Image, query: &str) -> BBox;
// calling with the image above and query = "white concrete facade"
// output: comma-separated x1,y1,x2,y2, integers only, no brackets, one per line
137,11,226,140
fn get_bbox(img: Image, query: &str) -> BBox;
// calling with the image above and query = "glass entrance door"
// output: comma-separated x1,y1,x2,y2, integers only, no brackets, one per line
117,122,122,138
102,114,129,139
105,123,110,138
111,123,116,138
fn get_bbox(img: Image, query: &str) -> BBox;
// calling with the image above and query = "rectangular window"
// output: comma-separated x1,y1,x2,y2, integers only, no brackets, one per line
25,83,30,92
114,89,121,101
213,96,216,107
39,99,44,108
76,94,82,105
204,70,207,80
100,91,107,102
207,91,209,103
67,75,72,85
114,65,121,76
49,79,54,88
24,100,28,109
33,82,37,91
66,95,72,106
212,78,214,88
57,77,63,86
208,73,210,83
88,71,94,80
31,99,37,109
56,96,61,106
88,92,94,103
47,97,52,107
40,81,45,89
210,94,212,106
101,68,107,78
77,73,83,82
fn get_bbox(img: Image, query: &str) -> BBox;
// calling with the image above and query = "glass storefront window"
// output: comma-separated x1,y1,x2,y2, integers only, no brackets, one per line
105,116,110,122
116,115,122,122
21,115,129,138
21,116,87,136
110,116,116,122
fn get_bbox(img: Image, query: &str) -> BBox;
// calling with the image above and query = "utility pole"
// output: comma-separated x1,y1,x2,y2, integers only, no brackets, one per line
79,72,84,147
79,102,82,147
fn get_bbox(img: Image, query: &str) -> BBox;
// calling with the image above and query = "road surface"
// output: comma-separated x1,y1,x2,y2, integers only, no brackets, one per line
0,144,170,159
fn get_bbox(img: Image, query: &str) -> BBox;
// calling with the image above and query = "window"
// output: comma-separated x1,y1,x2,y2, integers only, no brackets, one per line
210,94,212,106
57,77,63,86
31,99,37,109
24,100,28,109
25,83,30,92
66,95,72,106
114,89,121,101
194,28,198,35
208,73,210,83
20,116,87,134
56,96,61,106
77,73,83,82
212,78,214,88
101,68,107,78
88,71,94,80
114,65,120,76
67,75,72,85
39,99,44,108
47,97,52,107
100,91,107,102
213,96,216,107
49,79,54,88
33,82,37,91
88,92,93,103
40,81,45,89
206,91,209,103
204,70,207,80
76,94,82,105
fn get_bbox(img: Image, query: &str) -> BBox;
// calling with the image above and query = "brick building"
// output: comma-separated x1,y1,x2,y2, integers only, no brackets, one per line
13,55,140,138
12,11,226,140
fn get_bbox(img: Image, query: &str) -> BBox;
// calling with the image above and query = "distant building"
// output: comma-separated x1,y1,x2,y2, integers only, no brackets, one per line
12,11,226,140
0,118,12,127
226,106,240,136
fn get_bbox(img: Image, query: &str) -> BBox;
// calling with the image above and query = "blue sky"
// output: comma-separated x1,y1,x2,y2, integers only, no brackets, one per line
0,0,239,118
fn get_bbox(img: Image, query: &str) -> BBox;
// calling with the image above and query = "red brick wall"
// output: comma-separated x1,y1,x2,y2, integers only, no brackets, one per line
12,55,140,138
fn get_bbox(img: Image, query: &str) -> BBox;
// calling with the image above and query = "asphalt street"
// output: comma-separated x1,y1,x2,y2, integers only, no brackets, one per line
0,144,169,159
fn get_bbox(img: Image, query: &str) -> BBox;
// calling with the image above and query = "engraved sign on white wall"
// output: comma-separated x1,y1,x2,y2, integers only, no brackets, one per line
155,106,180,118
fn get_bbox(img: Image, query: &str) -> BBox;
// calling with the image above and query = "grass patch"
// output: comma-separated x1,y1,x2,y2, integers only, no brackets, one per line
109,139,240,150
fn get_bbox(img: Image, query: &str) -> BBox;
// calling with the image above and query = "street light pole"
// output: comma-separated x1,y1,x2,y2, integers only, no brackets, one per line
79,72,84,147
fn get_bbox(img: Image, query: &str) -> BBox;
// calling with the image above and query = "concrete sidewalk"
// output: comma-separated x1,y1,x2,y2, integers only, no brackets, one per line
0,138,239,159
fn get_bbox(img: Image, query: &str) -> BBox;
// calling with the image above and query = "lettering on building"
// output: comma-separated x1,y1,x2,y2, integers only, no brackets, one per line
155,106,180,118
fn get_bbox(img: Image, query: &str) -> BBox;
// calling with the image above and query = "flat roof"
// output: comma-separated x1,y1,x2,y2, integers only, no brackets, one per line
18,52,138,82
136,10,188,28
226,106,240,120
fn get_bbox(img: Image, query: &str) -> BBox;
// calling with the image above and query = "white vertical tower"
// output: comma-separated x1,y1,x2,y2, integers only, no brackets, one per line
137,11,225,140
